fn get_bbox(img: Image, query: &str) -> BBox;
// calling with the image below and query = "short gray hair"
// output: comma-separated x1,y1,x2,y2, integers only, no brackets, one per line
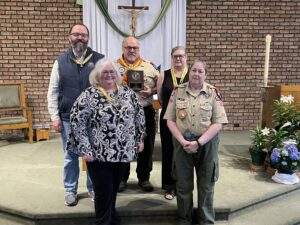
190,59,207,70
171,46,186,56
89,59,122,87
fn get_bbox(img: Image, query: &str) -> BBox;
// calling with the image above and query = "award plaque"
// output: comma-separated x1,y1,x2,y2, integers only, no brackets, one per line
127,70,144,91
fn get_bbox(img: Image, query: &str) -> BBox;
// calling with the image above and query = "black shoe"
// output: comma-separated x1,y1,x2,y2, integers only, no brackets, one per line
118,181,127,192
138,180,154,192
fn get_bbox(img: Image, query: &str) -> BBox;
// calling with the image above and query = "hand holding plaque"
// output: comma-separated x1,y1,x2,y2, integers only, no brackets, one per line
127,70,144,92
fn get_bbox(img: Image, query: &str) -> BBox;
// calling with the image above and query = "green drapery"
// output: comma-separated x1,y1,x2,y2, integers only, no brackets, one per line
94,0,172,39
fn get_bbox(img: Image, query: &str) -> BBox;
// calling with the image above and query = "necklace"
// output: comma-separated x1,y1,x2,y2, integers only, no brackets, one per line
171,66,188,87
97,85,120,105
71,53,93,67
97,86,123,124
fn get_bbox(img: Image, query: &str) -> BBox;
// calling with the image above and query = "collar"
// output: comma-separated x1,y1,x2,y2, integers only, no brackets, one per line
117,55,144,69
186,82,209,97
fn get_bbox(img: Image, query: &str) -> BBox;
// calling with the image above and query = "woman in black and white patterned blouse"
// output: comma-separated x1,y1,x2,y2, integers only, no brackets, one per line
66,59,145,225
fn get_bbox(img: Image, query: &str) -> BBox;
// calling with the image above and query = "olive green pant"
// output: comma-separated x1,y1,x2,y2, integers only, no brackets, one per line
173,135,220,225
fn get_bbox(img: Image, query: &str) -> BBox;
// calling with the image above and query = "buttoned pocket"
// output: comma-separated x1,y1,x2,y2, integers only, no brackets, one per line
176,99,188,109
199,102,212,119
176,99,189,119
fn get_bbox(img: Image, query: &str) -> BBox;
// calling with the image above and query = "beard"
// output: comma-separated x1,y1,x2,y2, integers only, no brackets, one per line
72,40,88,58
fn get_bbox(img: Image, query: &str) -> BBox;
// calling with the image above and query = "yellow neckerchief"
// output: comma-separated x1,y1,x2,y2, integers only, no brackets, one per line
171,66,188,87
97,85,119,103
117,56,144,85
117,56,143,70
71,49,93,67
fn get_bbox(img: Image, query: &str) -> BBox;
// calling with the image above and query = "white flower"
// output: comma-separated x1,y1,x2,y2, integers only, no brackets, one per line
281,149,288,156
281,161,287,166
280,95,294,104
283,139,297,146
261,127,270,136
280,121,292,129
292,162,298,166
262,148,268,153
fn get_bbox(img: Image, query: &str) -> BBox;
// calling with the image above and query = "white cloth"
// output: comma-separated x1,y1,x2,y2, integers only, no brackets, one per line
47,60,60,121
272,171,299,185
83,0,186,70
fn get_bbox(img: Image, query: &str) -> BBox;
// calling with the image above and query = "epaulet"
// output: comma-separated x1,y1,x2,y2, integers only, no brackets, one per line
142,59,160,71
206,83,216,90
140,59,150,66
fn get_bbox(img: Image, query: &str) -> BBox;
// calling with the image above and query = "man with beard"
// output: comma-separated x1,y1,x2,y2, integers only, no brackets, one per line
115,36,159,192
47,24,104,206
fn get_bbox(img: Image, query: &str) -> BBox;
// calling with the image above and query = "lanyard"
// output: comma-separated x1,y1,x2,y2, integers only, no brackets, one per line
71,53,93,67
97,85,119,103
171,66,188,87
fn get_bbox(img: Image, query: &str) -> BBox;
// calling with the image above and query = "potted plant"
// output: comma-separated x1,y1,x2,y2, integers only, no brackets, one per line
249,126,269,166
294,130,300,177
272,95,299,131
268,95,300,183
270,140,300,184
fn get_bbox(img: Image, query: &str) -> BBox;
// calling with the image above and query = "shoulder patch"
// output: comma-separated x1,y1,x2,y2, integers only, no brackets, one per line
214,88,223,101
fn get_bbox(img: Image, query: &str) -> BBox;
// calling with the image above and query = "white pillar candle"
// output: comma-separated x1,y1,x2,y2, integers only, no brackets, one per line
264,35,272,87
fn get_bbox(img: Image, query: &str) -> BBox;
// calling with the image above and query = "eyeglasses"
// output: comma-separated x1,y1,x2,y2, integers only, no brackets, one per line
70,33,89,38
102,70,116,76
124,46,140,51
172,54,186,59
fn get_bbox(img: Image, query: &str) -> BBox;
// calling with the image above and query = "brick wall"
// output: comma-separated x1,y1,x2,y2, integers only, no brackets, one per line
0,0,299,131
0,0,82,129
186,0,300,130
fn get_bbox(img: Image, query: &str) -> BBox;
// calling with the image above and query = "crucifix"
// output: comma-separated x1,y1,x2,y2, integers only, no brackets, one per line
118,0,149,36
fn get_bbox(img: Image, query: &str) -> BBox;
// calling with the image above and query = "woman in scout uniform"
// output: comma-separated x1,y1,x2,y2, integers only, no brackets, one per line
66,59,145,225
164,59,228,225
157,46,189,200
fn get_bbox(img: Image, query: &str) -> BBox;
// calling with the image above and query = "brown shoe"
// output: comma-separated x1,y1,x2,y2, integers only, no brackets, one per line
138,180,154,192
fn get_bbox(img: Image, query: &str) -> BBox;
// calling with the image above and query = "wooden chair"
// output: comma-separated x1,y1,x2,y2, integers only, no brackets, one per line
0,83,33,143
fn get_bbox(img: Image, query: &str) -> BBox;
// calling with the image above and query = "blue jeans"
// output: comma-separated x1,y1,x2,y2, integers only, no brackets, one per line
61,120,93,194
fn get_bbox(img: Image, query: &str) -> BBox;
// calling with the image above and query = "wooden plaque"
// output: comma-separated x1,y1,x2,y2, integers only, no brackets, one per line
127,70,144,91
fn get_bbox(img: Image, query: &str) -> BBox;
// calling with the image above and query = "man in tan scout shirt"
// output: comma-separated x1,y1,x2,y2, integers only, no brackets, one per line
164,59,228,225
115,36,159,192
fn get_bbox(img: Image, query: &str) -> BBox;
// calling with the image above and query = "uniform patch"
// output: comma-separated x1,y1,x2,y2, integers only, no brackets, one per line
119,67,125,74
178,109,187,119
87,62,95,69
214,89,223,101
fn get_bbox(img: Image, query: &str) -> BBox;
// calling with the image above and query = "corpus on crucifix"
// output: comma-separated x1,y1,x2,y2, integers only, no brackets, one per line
118,0,149,36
